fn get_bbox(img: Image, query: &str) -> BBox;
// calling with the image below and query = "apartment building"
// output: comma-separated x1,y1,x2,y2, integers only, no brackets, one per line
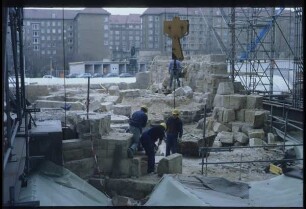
140,8,224,58
109,14,141,61
22,8,110,77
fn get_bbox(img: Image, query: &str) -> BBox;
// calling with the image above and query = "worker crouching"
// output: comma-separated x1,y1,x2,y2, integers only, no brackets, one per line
140,123,166,174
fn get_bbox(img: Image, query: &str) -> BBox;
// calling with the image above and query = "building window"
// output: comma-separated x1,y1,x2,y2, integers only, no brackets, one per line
32,24,39,30
58,35,62,40
57,21,61,26
115,31,119,35
52,13,56,19
104,25,108,30
51,43,55,47
41,36,45,40
47,50,51,54
148,16,153,21
34,45,39,51
33,38,39,44
47,21,50,26
27,21,30,26
69,25,73,30
52,29,56,33
42,50,45,54
104,40,108,45
47,29,50,33
104,17,108,22
58,29,62,33
53,50,56,54
69,46,73,51
69,32,72,37
52,21,56,26
104,33,108,38
41,29,45,34
53,36,56,40
33,31,39,37
68,39,73,44
47,36,51,40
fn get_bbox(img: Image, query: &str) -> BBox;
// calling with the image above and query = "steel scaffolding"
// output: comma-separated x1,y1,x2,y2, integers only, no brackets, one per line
218,8,303,110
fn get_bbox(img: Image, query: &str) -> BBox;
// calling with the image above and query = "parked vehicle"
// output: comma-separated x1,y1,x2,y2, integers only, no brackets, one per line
105,73,118,77
77,73,92,78
42,75,53,78
93,73,103,78
119,73,133,78
66,73,79,78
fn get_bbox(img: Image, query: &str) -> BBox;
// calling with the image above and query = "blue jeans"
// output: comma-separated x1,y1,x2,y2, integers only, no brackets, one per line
169,70,180,89
129,125,141,154
166,133,178,156
140,132,155,173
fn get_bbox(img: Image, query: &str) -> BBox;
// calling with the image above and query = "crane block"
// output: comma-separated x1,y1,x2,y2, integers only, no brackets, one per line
164,16,189,61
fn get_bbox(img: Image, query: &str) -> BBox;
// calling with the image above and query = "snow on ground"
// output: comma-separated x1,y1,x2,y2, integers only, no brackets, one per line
11,77,136,86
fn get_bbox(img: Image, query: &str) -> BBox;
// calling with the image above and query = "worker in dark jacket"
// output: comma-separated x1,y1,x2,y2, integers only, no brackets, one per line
140,123,166,174
166,109,183,156
127,105,148,158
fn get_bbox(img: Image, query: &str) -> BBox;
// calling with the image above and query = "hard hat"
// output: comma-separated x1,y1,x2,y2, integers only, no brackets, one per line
140,105,148,112
172,109,180,115
160,122,167,130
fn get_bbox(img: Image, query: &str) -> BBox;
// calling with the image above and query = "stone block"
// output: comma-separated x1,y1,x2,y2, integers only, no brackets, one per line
229,94,247,110
157,153,182,176
233,132,249,144
62,139,83,150
222,109,235,123
267,133,276,144
216,131,234,144
111,114,129,124
231,121,245,132
217,82,234,95
113,104,132,117
109,85,120,96
241,123,253,135
213,95,230,108
174,86,193,98
64,157,95,179
212,107,224,122
100,102,114,112
213,122,230,132
236,109,245,122
207,54,227,63
35,100,85,110
248,129,265,139
245,110,268,128
246,94,263,109
120,89,141,98
213,140,223,147
104,95,121,104
135,72,150,89
249,138,266,146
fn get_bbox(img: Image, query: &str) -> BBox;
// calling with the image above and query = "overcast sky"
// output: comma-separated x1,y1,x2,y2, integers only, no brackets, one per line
24,7,147,15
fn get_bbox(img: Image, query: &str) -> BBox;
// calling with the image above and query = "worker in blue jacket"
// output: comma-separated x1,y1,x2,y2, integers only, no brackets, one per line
140,123,166,174
127,105,148,158
166,109,183,156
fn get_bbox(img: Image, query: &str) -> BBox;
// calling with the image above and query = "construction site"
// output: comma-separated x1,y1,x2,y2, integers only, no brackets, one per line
2,6,304,207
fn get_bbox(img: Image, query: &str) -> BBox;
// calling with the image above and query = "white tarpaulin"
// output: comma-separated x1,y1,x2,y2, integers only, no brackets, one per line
145,174,303,207
18,161,112,206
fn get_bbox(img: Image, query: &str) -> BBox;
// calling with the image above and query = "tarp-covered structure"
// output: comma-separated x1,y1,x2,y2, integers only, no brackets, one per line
145,174,303,207
18,161,112,206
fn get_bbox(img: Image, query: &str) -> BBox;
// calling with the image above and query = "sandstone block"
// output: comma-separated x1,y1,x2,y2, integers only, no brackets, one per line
236,109,245,121
233,132,249,144
113,104,132,117
213,122,230,132
248,129,265,139
157,153,182,176
108,85,120,96
249,138,266,146
222,108,235,123
267,133,276,144
217,82,234,95
216,131,234,144
229,94,247,110
100,102,114,112
64,157,95,179
213,95,230,108
246,94,263,109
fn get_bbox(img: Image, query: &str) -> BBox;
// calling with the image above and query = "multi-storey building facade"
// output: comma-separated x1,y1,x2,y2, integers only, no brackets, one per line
20,7,297,77
22,8,110,77
109,14,141,61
